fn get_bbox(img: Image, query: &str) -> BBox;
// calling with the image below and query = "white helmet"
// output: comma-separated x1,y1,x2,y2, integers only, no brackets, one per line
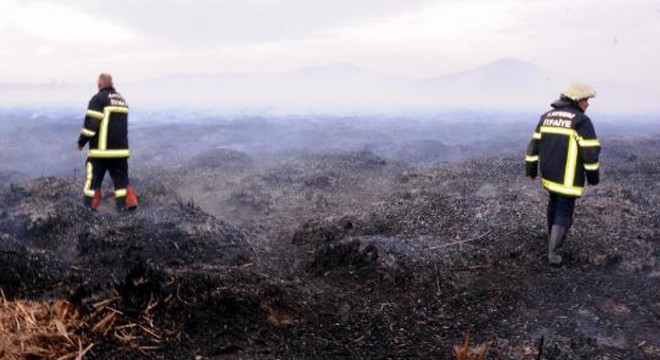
561,83,596,101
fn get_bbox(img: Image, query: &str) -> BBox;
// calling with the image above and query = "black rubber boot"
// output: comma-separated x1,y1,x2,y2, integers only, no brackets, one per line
548,225,568,265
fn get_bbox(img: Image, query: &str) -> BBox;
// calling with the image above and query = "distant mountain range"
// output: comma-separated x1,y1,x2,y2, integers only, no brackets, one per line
1,59,656,113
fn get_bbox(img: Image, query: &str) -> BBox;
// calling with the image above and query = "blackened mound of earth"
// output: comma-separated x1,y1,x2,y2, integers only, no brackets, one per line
76,203,250,268
291,215,356,246
292,191,473,246
0,177,96,256
0,177,251,299
308,236,413,287
0,233,67,298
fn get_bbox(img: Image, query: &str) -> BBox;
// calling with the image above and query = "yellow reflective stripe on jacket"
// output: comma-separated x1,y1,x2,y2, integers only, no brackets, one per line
584,162,600,171
540,126,581,187
525,155,539,162
564,136,578,187
83,162,95,197
542,179,583,197
531,132,542,140
104,106,129,113
578,139,600,147
540,126,576,136
99,112,109,150
99,106,129,150
81,128,96,137
88,149,130,158
114,188,127,198
86,109,104,120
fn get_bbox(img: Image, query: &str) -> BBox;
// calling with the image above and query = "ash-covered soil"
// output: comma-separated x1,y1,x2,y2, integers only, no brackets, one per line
1,133,659,359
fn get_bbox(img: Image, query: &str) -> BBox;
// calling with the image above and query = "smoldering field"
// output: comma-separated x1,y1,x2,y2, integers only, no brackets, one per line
0,109,659,359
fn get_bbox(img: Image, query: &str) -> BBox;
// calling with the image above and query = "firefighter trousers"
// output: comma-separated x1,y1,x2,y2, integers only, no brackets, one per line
83,158,130,203
546,192,576,231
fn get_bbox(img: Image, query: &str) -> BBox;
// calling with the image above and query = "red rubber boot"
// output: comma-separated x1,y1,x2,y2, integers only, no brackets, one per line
125,186,138,210
90,189,102,211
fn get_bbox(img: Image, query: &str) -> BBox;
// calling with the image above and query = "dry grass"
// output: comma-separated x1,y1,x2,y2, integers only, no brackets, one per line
453,333,491,360
0,290,169,359
0,290,92,360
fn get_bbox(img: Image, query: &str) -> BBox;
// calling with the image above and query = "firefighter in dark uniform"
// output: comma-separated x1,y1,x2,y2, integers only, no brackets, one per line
77,73,138,211
526,83,600,265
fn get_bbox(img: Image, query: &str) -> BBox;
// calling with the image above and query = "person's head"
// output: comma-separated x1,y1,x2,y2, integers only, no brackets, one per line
97,73,113,90
577,98,590,112
561,83,596,112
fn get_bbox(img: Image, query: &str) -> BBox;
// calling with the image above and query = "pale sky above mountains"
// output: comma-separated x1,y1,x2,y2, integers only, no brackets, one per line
1,0,659,85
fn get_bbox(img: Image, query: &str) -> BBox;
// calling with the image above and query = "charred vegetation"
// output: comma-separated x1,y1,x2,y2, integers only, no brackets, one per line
1,115,659,359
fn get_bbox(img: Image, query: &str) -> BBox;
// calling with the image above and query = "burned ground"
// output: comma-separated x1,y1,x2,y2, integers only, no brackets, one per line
1,117,659,359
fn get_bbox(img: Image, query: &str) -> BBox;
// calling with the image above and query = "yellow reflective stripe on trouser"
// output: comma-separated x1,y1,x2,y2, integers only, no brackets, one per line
578,139,600,147
81,128,96,137
564,135,578,187
86,109,104,120
542,179,583,197
531,132,542,140
540,126,576,136
115,188,127,198
83,162,95,197
584,162,600,171
525,155,539,162
88,149,130,158
99,106,129,150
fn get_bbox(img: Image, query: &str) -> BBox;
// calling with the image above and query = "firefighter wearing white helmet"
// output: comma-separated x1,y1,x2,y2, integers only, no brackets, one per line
525,83,601,265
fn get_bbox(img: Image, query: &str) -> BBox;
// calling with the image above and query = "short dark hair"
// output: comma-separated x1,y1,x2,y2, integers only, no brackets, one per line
98,73,114,88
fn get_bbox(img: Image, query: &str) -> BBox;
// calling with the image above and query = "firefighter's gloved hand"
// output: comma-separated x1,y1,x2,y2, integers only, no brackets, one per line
586,171,599,186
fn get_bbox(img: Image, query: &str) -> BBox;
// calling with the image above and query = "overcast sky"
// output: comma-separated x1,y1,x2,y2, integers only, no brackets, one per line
1,0,659,87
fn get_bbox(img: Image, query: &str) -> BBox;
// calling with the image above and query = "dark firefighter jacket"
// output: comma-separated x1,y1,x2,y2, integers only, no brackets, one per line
526,96,600,197
77,87,130,158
